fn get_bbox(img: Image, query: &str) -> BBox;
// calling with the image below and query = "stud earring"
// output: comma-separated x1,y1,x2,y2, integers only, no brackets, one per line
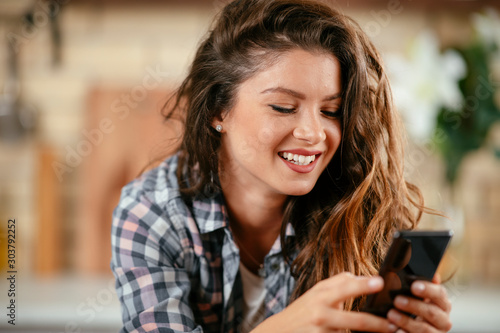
215,124,223,132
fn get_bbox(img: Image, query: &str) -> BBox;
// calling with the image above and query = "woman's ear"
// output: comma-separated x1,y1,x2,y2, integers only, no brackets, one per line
212,110,228,133
211,115,224,133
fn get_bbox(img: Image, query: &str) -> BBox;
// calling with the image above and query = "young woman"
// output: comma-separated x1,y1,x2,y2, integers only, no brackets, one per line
111,0,452,332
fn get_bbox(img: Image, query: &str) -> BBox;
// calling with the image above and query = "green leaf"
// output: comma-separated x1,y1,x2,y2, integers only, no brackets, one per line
435,41,500,184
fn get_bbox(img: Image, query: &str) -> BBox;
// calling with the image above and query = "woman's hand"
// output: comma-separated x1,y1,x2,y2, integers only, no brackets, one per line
254,272,397,333
387,275,452,333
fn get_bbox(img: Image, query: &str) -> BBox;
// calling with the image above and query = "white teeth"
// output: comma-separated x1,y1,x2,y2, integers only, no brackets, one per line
279,152,317,166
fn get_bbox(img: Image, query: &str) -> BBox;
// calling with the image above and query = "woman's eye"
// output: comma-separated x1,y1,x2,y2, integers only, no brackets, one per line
270,105,296,114
321,110,342,118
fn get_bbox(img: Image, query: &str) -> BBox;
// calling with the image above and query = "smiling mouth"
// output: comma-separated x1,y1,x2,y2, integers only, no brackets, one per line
278,152,317,166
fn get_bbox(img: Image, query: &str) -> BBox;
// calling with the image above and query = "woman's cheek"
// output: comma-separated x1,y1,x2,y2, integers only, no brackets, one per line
256,117,289,148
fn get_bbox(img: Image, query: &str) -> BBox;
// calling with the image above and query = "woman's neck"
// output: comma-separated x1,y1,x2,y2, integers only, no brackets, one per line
221,172,286,272
224,185,285,232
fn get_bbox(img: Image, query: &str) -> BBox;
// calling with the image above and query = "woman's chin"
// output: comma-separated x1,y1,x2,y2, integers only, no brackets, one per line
281,184,315,197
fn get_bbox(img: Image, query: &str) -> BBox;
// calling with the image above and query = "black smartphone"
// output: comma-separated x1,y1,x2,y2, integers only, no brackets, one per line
362,230,453,317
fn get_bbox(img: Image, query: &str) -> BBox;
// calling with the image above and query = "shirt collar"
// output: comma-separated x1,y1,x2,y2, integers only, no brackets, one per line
191,191,230,234
191,191,296,241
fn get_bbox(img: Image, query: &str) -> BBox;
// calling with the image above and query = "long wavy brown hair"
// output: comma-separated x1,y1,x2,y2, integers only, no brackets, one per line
163,0,426,311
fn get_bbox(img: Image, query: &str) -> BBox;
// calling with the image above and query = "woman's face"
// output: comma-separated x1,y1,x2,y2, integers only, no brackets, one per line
217,49,342,198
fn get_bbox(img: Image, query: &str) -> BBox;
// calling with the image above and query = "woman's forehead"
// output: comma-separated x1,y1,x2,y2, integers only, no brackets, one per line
237,49,342,96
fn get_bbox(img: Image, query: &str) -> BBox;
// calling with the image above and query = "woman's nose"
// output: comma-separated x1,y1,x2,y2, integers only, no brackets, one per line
292,113,326,145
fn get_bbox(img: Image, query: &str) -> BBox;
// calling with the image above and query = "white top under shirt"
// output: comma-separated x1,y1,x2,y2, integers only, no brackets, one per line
239,262,267,333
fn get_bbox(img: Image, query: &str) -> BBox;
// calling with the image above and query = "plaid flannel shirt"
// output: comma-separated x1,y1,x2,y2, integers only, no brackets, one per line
111,154,297,333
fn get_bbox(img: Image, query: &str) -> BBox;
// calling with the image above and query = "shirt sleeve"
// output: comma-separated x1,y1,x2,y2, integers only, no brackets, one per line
111,184,203,333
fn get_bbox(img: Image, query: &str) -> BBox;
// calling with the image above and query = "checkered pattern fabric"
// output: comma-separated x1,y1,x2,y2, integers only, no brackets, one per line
111,154,297,332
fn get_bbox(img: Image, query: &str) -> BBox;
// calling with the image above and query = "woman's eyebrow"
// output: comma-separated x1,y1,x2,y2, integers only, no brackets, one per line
323,93,342,101
260,87,341,101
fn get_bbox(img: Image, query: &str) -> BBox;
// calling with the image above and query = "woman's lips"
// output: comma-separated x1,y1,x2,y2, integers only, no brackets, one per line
278,150,322,173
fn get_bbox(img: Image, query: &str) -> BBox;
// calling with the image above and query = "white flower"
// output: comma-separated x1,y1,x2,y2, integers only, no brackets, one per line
472,8,500,49
385,31,467,142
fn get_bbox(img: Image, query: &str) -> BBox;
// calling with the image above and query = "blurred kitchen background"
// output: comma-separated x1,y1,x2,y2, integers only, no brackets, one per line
0,0,499,332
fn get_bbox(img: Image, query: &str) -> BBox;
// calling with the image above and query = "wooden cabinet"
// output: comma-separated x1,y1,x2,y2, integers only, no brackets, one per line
74,86,180,274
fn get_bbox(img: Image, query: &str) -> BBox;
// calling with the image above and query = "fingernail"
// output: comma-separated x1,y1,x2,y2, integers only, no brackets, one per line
388,309,402,322
388,323,398,332
412,281,425,294
368,276,384,289
394,296,408,306
396,329,407,333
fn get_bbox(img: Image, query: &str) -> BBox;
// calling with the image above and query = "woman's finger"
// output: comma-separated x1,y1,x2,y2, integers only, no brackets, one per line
411,281,452,313
314,272,384,304
393,295,452,331
388,309,441,333
328,310,397,333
